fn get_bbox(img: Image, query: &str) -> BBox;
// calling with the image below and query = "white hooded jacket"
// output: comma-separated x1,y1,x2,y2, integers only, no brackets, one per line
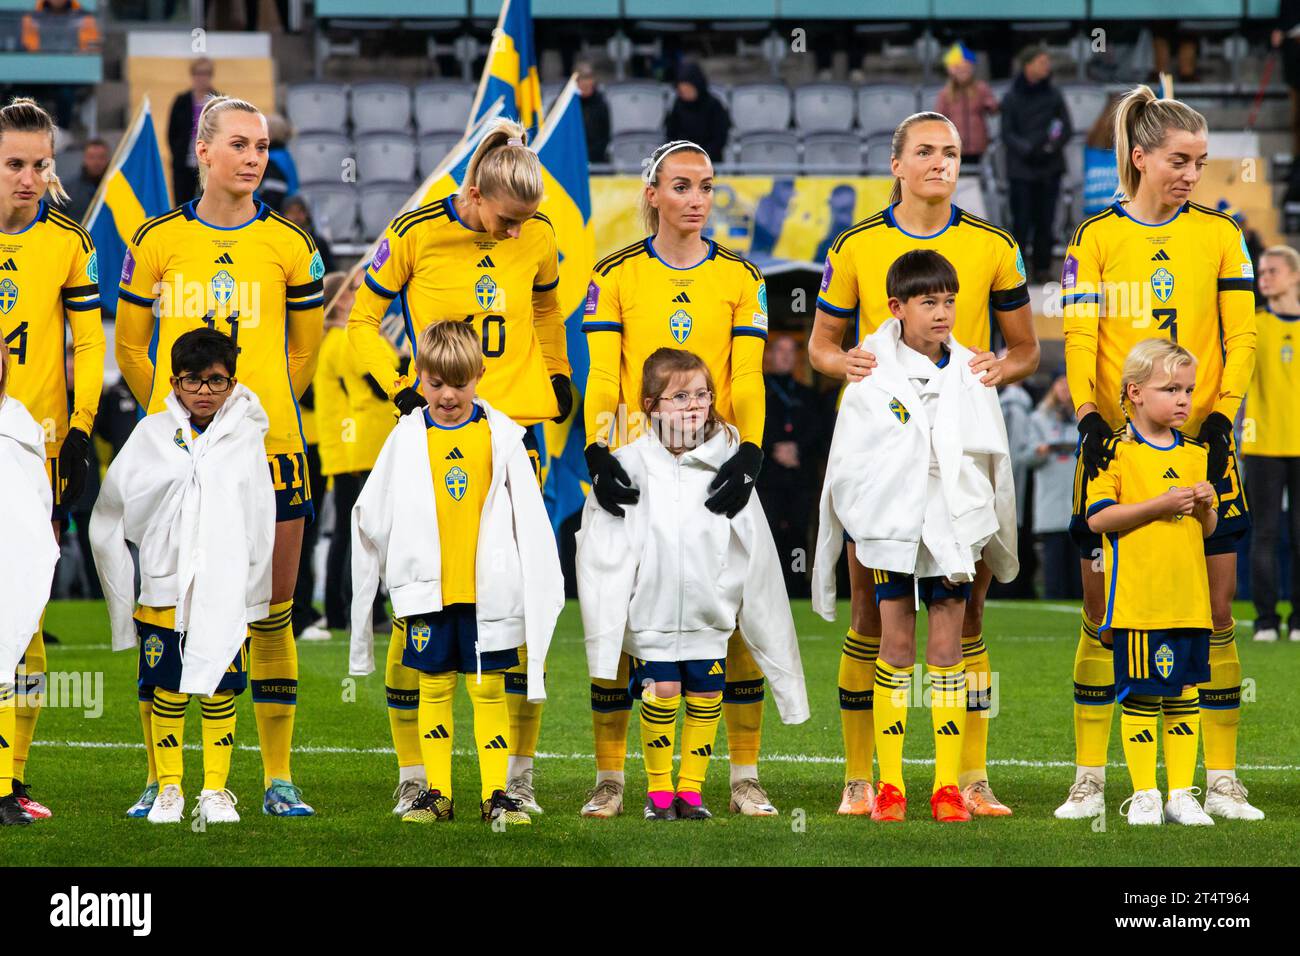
812,318,1018,621
577,424,810,725
90,386,276,695
349,399,564,703
0,395,59,685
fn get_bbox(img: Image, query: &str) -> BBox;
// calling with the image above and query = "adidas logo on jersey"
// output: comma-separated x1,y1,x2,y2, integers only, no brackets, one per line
690,744,713,757
424,724,449,739
156,734,179,749
213,732,234,747
445,447,464,460
289,492,303,506
936,720,961,736
476,255,495,269
647,734,672,748
0,734,9,748
1163,467,1179,479
881,720,904,736
1167,723,1194,736
1151,249,1171,261
1128,729,1154,743
707,661,723,676
0,258,16,271
672,292,691,303
1225,504,1242,519
214,252,234,264
484,734,508,750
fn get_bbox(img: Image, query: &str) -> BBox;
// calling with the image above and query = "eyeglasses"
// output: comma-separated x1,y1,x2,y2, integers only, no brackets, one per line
177,374,232,393
657,388,713,410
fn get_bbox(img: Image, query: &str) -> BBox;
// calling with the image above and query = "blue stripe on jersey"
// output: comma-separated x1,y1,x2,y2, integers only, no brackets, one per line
1101,531,1119,632
991,290,1031,311
532,276,559,292
118,287,156,307
816,297,855,318
732,327,768,339
365,272,398,299
581,322,623,333
1086,498,1116,518
64,298,101,312
1061,293,1102,306
286,295,324,310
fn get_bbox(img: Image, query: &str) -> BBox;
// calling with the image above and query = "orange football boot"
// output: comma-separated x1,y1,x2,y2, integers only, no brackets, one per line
871,783,906,822
931,784,972,822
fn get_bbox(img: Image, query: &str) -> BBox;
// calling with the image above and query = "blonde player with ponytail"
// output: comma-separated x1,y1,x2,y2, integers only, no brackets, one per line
1057,85,1261,822
0,97,105,821
116,94,326,819
348,117,570,816
809,112,1038,818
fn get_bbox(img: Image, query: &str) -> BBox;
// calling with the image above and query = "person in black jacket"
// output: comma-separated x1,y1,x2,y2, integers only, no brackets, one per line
167,57,216,205
1275,2,1300,161
1000,47,1072,284
664,62,731,164
576,63,611,165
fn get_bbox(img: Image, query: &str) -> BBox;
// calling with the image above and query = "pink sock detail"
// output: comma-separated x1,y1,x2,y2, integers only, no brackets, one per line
648,790,675,810
676,790,702,807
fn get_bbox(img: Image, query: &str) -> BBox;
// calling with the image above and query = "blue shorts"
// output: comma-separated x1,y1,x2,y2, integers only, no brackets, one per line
398,604,520,675
269,452,314,523
629,656,726,697
1111,627,1211,700
872,569,970,607
136,620,249,696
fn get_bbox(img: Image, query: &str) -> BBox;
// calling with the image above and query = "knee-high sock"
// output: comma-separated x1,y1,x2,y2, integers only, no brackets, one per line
873,659,913,796
139,689,158,787
1073,613,1114,769
839,629,878,783
12,626,45,785
723,631,764,769
639,690,680,793
1162,686,1200,792
417,671,457,798
200,691,237,792
678,695,723,794
151,687,190,790
385,621,423,774
591,654,632,775
467,671,510,802
505,642,542,761
1120,695,1160,792
1201,625,1240,771
958,635,991,788
0,684,16,798
929,661,967,794
250,601,297,787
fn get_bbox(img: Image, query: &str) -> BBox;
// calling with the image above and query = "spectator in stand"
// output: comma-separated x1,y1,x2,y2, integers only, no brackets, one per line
756,334,830,599
1024,373,1082,600
933,42,999,165
167,57,216,205
60,137,108,222
576,62,610,165
1275,3,1300,159
1081,93,1121,218
665,62,731,165
988,374,1037,598
1000,45,1071,285
280,195,335,273
258,113,300,212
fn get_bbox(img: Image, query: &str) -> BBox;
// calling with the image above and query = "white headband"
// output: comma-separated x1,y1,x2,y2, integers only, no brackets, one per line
506,137,524,147
644,140,707,184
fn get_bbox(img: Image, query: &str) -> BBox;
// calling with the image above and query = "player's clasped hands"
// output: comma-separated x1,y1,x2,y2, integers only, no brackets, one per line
844,346,877,382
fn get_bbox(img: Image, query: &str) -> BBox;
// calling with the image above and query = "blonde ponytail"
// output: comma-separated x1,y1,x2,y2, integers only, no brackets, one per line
0,97,68,205
1112,85,1206,200
888,111,961,205
195,94,262,191
462,118,542,204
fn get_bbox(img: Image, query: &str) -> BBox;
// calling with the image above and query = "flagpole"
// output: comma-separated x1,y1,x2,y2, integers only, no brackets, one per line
81,95,153,230
465,0,514,137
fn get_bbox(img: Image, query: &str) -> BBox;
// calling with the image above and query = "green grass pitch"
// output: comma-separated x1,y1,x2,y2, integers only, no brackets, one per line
4,599,1298,867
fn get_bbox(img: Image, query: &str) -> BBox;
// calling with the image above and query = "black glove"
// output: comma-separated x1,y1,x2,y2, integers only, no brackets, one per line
1197,411,1234,483
551,374,573,424
585,442,639,517
393,386,428,416
1077,411,1114,483
706,441,763,519
58,427,92,508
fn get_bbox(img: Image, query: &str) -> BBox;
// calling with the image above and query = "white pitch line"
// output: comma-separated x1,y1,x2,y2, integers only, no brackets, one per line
32,739,1300,772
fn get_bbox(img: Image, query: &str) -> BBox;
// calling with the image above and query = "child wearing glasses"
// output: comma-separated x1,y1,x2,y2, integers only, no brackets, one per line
577,348,809,821
91,328,276,824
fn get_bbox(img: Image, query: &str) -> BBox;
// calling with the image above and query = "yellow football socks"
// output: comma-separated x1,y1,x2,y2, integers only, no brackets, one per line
139,695,158,786
200,691,237,792
639,689,680,793
958,635,990,788
12,627,44,786
1120,695,1159,792
1073,613,1114,768
1201,625,1241,771
722,633,764,767
385,624,423,773
417,671,457,797
678,694,722,794
0,684,16,798
929,661,967,793
505,644,543,761
150,687,189,790
839,628,878,783
250,601,297,787
1162,686,1200,792
873,659,913,796
591,654,632,775
467,672,510,802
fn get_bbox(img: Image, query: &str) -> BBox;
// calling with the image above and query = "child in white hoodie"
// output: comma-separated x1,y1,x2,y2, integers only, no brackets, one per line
578,348,809,822
812,250,1018,824
0,339,60,827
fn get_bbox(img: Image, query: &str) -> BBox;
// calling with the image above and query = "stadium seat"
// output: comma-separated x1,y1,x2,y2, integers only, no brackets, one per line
286,82,348,136
918,82,945,113
289,133,352,185
605,81,668,137
298,182,359,244
793,82,856,134
857,84,919,138
801,131,863,174
711,82,732,112
414,81,475,135
864,130,896,175
360,182,417,241
355,133,417,184
733,131,800,174
418,131,463,178
730,83,793,135
1061,84,1107,134
350,82,413,136
610,131,661,174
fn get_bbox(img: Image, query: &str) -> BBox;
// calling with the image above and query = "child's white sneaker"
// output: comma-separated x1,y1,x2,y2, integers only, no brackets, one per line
147,784,184,824
1204,774,1265,820
1121,788,1163,825
195,788,240,824
1164,787,1214,826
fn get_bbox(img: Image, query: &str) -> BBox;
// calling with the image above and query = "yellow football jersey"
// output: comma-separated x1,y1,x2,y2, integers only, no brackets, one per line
1062,201,1256,435
817,203,1029,353
424,405,493,605
582,237,768,447
349,194,567,426
1087,433,1213,631
313,326,350,477
115,200,326,456
0,200,105,456
1242,306,1300,457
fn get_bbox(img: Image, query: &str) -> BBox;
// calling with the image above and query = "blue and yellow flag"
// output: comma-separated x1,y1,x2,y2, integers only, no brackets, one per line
468,0,543,139
83,97,171,318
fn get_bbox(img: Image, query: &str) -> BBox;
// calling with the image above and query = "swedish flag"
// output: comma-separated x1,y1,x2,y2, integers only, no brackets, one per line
83,97,171,318
468,0,543,139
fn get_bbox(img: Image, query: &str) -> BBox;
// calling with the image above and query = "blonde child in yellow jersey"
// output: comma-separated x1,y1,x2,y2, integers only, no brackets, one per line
1085,339,1218,827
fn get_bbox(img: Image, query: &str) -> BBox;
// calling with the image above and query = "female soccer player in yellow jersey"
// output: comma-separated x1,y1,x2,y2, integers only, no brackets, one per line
808,112,1039,818
579,140,775,820
116,95,325,818
0,97,105,821
1055,85,1263,822
348,117,570,815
